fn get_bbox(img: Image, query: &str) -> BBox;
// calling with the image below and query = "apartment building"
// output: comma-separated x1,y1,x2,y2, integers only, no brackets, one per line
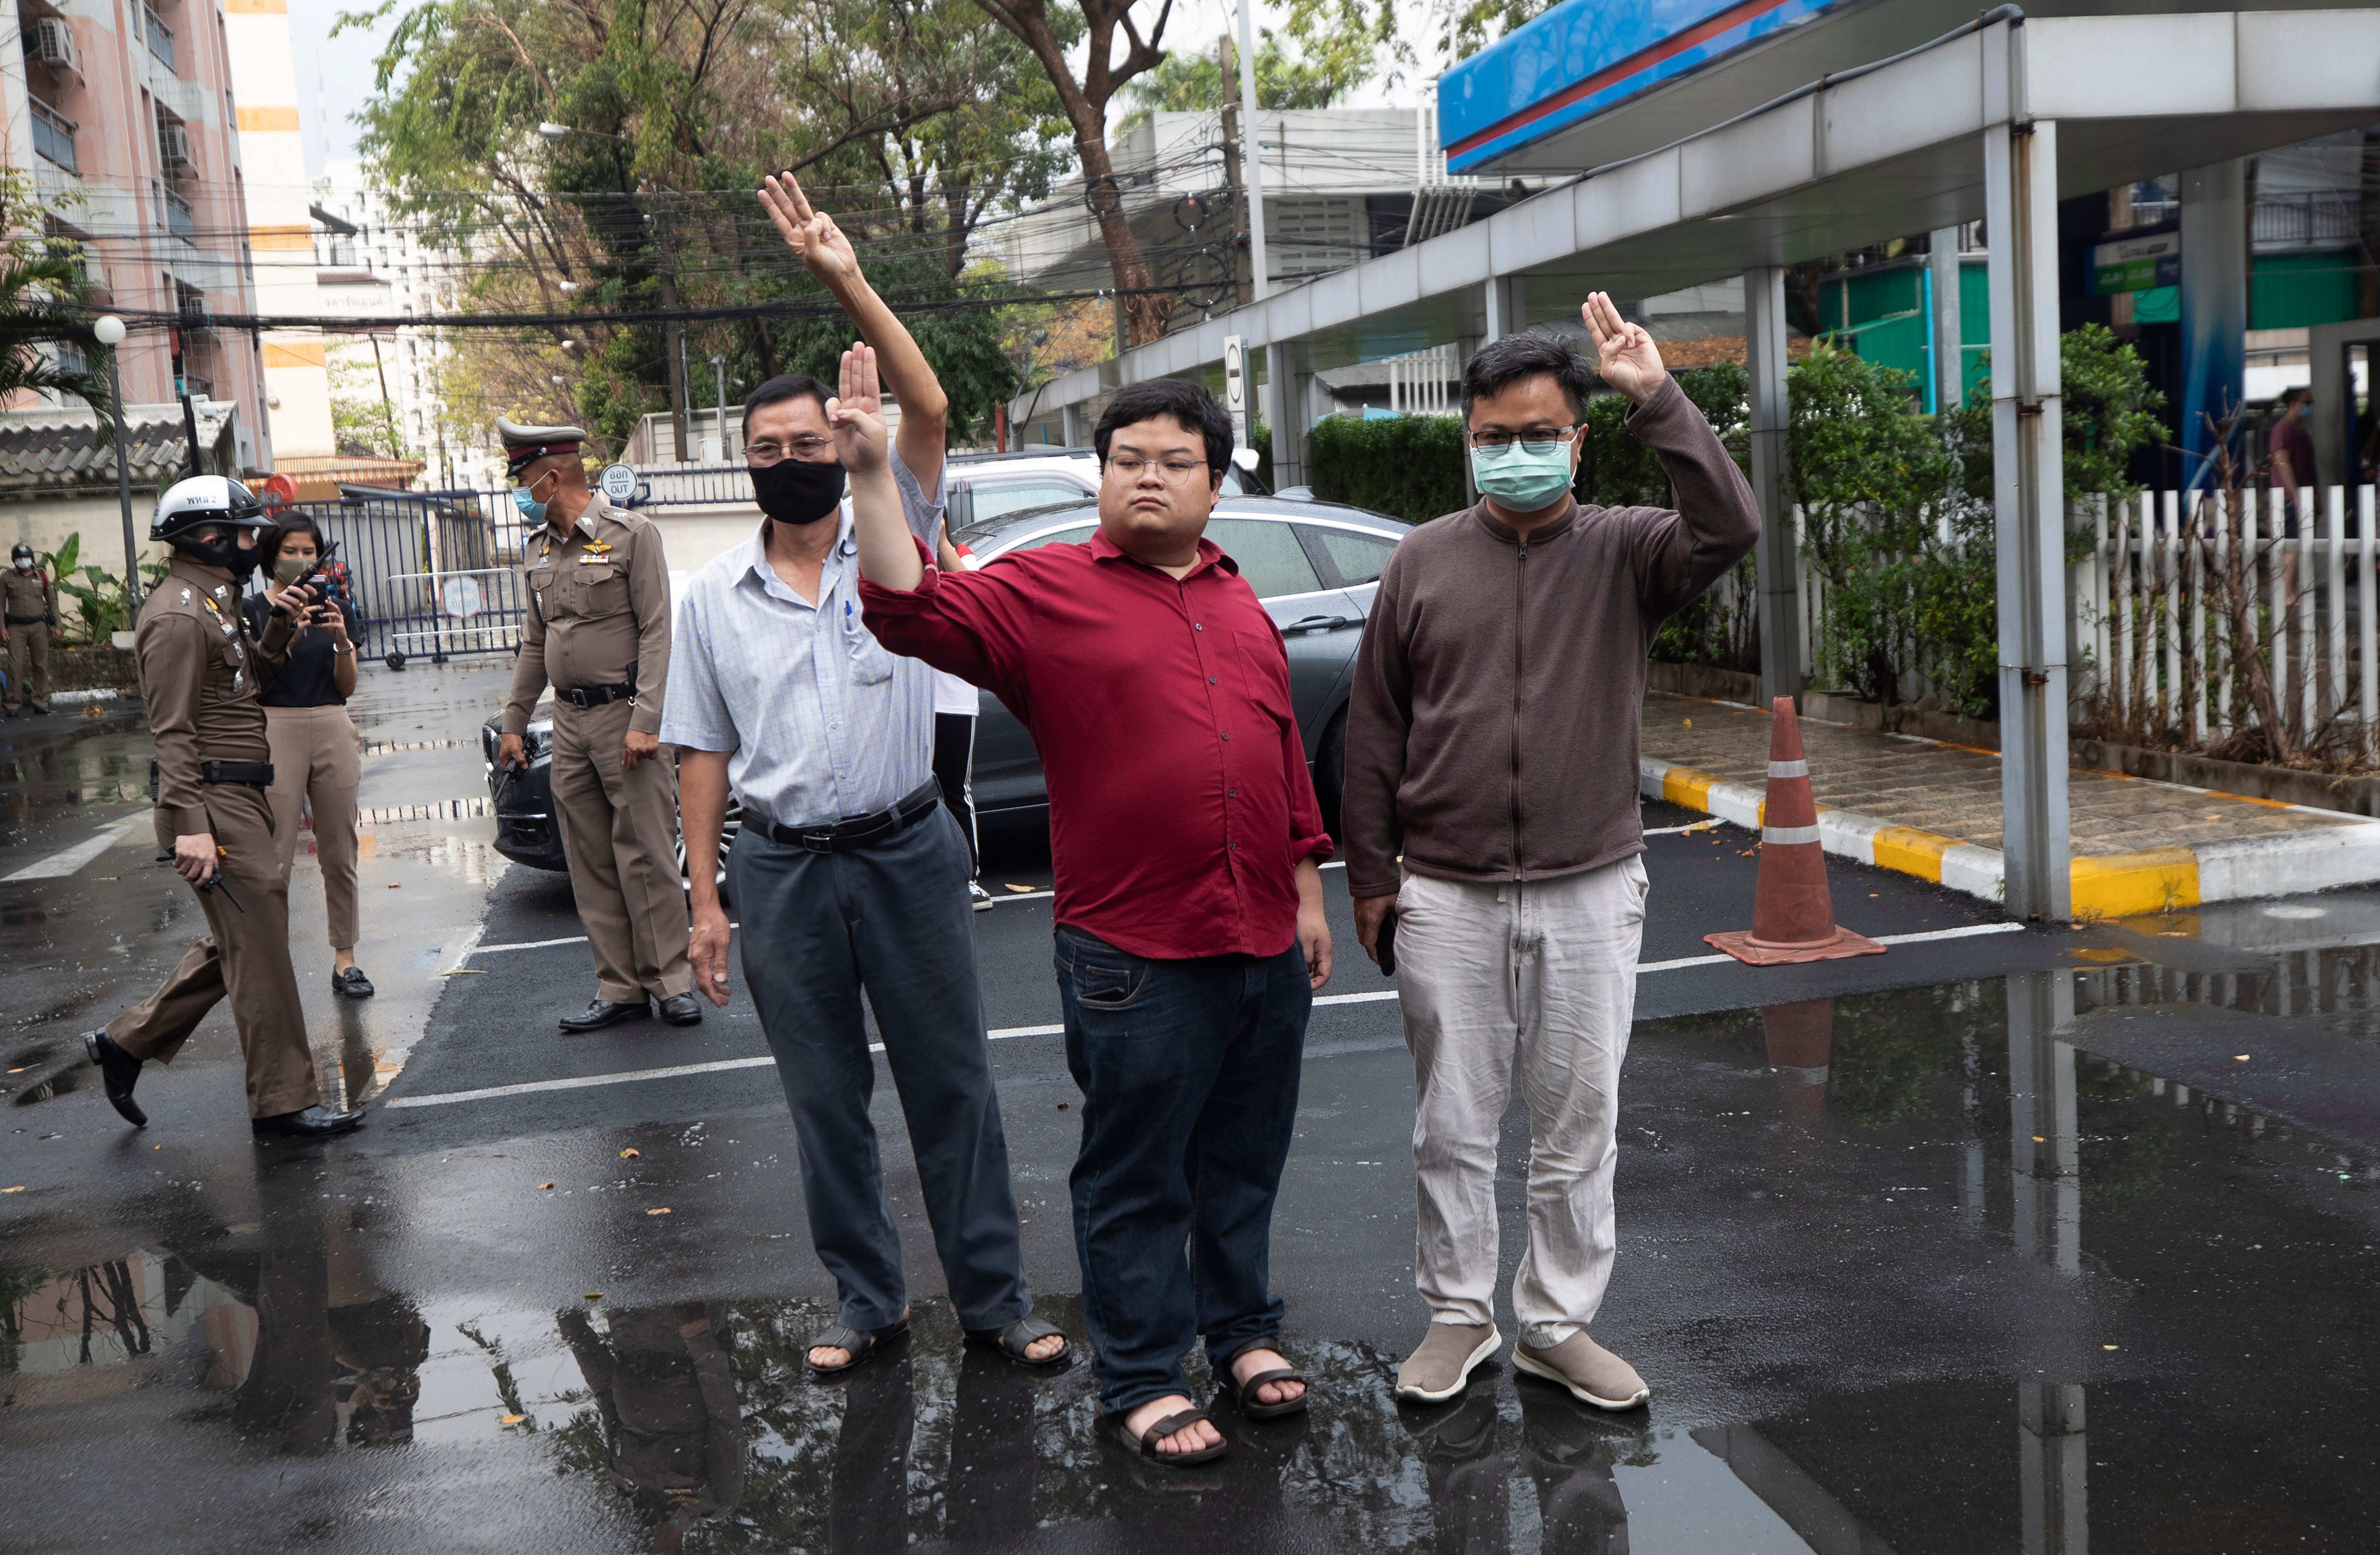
0,0,269,471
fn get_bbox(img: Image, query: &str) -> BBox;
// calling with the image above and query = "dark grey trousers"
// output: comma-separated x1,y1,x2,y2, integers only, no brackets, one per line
729,805,1032,1334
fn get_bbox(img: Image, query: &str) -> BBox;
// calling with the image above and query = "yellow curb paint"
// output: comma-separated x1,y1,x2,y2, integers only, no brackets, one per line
2069,847,2201,918
1871,825,1957,883
1661,766,1720,811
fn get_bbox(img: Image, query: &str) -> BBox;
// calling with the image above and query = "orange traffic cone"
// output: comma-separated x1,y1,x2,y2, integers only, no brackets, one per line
1760,998,1835,1119
1705,697,1885,966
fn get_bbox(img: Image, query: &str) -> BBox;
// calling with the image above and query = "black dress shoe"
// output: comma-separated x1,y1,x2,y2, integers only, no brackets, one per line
83,1029,146,1128
658,993,704,1027
251,1104,366,1140
332,966,376,999
559,998,651,1033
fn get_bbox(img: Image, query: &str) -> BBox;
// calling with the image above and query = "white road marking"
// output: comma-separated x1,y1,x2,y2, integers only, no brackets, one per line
2,820,138,883
384,922,2029,1110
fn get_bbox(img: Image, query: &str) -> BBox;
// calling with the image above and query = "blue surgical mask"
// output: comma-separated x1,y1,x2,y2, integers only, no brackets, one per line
512,473,552,524
1470,439,1577,512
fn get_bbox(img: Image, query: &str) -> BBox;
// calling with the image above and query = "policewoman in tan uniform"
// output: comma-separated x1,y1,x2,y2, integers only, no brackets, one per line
81,476,365,1140
495,419,699,1031
2,541,55,715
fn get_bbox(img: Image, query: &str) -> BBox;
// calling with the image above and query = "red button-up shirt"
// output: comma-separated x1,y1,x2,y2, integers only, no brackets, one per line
860,530,1332,960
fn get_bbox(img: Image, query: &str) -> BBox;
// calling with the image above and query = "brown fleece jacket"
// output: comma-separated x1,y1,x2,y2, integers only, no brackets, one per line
1340,374,1760,897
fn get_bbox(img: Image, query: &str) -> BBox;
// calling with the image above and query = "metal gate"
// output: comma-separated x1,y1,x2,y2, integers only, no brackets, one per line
275,485,529,664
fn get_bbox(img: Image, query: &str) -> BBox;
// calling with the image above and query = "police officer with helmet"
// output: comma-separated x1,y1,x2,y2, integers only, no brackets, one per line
495,417,699,1031
2,541,56,716
81,475,364,1139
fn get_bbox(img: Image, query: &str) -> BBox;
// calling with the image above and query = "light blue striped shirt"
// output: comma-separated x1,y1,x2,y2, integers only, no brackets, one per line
658,455,944,828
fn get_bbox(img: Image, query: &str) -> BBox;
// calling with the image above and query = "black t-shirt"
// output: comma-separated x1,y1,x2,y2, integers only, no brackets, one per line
243,595,355,708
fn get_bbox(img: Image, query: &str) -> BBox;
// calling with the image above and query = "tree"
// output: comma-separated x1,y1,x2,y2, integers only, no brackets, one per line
0,168,111,419
1120,25,1377,123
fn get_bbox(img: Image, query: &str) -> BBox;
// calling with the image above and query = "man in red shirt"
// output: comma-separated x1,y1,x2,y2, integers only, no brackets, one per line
847,356,1332,1467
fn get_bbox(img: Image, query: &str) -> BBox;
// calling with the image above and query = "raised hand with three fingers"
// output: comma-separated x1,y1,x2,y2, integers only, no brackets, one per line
826,343,889,473
757,172,860,290
1581,290,1668,406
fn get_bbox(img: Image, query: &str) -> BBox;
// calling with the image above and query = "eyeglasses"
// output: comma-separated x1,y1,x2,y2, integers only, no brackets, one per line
1469,424,1583,451
747,436,835,465
1104,455,1210,484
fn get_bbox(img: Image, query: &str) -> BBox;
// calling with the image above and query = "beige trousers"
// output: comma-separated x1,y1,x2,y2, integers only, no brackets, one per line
1394,856,1648,1348
264,703,362,950
6,620,49,709
109,784,323,1118
551,696,692,1004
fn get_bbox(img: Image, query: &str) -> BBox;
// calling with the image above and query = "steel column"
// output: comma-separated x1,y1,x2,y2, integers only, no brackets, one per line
1931,225,1965,413
1747,265,1797,710
1987,118,2072,922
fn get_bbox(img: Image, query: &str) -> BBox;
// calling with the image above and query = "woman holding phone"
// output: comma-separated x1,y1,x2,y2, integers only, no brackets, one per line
244,516,373,998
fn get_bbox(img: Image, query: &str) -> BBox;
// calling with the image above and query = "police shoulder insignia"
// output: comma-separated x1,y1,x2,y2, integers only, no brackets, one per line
213,585,228,599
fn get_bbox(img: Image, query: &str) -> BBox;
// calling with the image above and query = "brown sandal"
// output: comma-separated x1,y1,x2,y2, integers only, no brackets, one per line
1217,1340,1309,1420
1101,1405,1228,1465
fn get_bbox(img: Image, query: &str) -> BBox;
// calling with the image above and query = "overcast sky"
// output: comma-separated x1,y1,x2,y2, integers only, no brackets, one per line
293,0,1419,183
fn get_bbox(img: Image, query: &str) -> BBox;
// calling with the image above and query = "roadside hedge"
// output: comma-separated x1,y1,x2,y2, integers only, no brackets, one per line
1307,414,1468,522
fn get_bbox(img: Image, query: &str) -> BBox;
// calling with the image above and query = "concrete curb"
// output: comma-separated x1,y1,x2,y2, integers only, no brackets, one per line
1639,756,2380,916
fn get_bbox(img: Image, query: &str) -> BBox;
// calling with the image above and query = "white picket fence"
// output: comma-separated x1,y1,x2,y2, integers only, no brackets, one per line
2077,484,2380,751
1759,486,2380,751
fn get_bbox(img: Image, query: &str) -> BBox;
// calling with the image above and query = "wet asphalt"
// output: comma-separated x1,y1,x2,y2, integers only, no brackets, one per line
2,665,2376,1553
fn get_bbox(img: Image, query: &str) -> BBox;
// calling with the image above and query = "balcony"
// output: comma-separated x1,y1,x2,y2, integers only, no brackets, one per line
28,97,75,174
153,179,193,241
142,4,173,70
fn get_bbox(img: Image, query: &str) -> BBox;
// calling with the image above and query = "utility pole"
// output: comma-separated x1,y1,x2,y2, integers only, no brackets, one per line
1234,0,1269,302
657,208,689,463
1219,38,1250,306
710,354,728,460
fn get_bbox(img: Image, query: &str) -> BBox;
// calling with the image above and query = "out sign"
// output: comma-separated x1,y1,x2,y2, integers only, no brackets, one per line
1224,335,1247,450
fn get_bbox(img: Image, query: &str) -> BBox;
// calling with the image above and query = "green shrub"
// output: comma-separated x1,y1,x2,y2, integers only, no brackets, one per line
1307,413,1467,522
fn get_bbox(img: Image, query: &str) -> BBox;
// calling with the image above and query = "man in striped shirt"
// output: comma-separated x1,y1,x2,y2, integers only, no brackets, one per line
656,172,1068,1382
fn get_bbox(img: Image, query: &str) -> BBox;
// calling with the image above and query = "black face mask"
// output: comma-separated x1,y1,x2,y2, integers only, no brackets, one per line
749,457,845,526
175,533,262,580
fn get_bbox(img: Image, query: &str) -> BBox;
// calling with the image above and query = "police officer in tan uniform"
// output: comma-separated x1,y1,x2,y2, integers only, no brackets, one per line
495,418,699,1031
2,541,55,716
81,477,364,1139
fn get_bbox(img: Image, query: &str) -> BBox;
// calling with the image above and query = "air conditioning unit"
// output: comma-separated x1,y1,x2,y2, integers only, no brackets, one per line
29,17,80,77
156,117,192,174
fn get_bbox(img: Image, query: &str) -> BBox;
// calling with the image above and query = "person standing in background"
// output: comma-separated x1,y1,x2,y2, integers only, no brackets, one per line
931,527,992,910
244,516,372,1000
2,541,56,717
496,418,700,1033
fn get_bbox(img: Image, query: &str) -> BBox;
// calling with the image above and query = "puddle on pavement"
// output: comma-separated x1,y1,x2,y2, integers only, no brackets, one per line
6,969,2375,1551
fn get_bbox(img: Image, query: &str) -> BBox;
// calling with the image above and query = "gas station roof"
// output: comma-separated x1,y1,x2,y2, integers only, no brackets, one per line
1018,6,2380,406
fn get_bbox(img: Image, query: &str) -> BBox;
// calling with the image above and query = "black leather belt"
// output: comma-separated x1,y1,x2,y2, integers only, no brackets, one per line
753,779,942,854
556,681,635,709
150,758,276,797
202,760,275,787
5,614,44,625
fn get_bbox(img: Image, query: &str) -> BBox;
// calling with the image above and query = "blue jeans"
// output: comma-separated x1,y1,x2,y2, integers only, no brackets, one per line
1054,926,1312,1415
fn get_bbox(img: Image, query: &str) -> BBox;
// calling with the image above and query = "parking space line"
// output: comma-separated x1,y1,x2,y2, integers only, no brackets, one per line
384,923,2027,1110
2,820,138,883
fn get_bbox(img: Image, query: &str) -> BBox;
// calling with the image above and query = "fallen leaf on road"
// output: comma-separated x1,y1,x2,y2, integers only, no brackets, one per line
620,1148,640,1158
388,882,402,889
585,1293,603,1301
1006,883,1034,893
1057,1102,1069,1110
2234,1054,2250,1061
1682,718,1691,726
647,1207,671,1215
539,1182,555,1190
2,1186,23,1194
500,1413,525,1424
2032,1135,2045,1142
438,969,488,977
2102,1344,2118,1350
5,1067,24,1074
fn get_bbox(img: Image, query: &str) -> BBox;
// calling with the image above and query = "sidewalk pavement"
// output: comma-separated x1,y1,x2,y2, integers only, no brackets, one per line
1639,692,2380,917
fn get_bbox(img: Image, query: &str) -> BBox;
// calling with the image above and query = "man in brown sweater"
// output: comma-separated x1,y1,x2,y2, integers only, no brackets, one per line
1342,296,1759,1410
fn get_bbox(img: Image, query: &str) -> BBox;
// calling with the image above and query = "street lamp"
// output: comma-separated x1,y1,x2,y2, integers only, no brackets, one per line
92,315,142,623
